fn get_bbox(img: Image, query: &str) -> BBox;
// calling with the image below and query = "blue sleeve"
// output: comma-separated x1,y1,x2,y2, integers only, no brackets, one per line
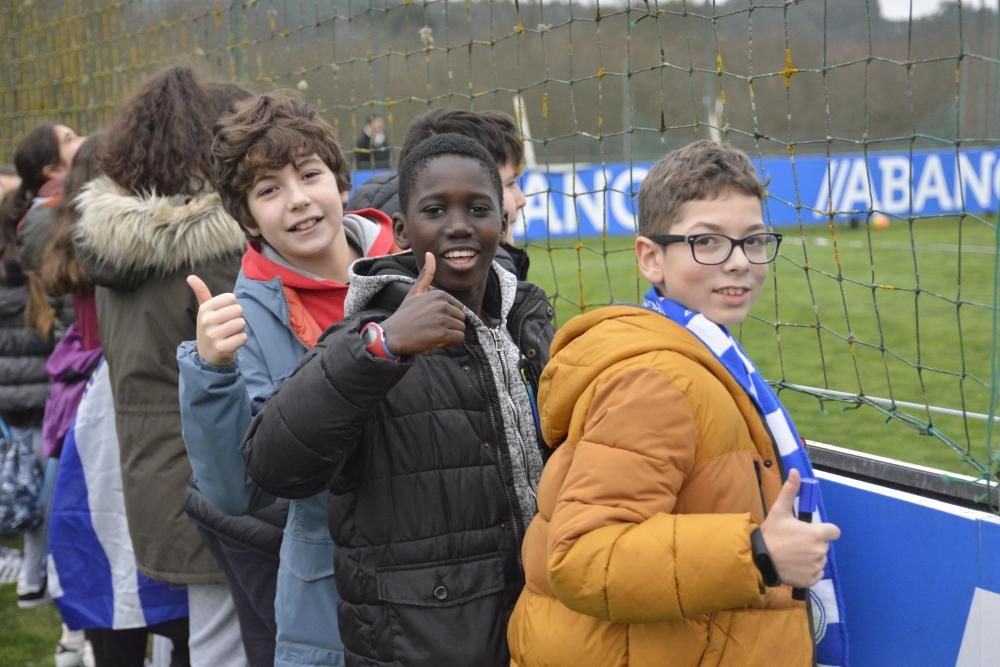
243,316,411,499
177,329,277,515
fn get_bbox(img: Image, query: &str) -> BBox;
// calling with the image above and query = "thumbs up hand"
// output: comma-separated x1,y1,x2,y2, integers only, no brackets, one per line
379,253,467,358
187,275,247,367
759,468,842,588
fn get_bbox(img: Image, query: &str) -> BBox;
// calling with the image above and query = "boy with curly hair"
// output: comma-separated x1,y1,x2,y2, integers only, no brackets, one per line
178,93,395,667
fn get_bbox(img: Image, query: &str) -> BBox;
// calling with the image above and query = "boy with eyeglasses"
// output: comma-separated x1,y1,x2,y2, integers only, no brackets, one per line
507,140,847,666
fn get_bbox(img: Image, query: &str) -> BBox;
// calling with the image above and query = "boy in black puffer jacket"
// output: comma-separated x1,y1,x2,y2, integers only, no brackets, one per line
244,133,554,666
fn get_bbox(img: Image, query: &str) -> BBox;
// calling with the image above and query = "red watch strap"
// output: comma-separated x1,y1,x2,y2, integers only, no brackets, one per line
361,322,399,362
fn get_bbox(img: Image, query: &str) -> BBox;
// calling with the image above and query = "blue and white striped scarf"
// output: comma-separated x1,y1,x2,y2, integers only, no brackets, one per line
644,288,848,667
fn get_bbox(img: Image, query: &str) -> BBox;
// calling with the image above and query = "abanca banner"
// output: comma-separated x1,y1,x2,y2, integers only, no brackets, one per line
349,146,1000,240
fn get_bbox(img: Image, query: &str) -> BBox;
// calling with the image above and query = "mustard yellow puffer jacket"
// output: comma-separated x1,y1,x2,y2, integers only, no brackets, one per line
508,306,813,667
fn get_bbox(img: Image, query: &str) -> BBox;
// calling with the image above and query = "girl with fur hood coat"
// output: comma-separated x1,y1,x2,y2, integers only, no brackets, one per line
72,67,255,666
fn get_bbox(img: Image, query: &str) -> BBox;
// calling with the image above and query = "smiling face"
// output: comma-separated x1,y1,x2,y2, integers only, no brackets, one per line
246,153,347,277
394,154,504,316
636,189,768,327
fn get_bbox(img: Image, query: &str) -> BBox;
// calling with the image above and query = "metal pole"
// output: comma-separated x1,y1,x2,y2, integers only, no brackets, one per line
229,0,246,85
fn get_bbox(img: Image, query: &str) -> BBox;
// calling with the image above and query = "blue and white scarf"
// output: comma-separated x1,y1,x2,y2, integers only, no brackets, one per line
643,288,848,667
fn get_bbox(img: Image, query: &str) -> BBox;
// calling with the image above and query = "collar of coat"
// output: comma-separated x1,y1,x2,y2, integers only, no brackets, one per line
539,305,741,450
73,175,245,286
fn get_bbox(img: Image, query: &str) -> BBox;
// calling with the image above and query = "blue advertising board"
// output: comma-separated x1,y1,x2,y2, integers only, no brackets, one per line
352,146,1000,240
817,469,1000,666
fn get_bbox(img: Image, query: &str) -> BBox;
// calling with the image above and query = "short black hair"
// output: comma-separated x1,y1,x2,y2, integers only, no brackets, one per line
398,109,523,170
397,133,503,213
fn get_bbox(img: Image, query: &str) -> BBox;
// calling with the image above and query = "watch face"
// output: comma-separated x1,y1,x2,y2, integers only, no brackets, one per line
754,553,780,587
361,324,380,345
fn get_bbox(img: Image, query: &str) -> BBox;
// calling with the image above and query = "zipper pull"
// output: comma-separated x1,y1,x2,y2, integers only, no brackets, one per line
490,327,503,351
521,367,543,439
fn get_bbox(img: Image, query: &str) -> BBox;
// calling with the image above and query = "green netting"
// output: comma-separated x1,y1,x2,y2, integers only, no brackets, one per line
2,0,999,499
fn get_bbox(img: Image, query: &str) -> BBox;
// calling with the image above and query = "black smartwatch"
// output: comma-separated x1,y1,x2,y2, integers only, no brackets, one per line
750,527,781,587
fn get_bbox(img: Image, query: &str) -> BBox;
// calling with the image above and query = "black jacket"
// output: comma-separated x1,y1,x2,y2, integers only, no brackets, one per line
244,253,554,667
0,259,53,426
346,171,398,215
347,172,531,281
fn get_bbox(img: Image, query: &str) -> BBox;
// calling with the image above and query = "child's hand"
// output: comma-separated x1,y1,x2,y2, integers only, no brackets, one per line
187,274,247,367
380,253,466,357
759,468,841,589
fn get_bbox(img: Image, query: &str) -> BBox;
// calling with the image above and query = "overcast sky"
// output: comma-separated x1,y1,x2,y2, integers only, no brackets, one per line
566,1,993,23
879,0,990,20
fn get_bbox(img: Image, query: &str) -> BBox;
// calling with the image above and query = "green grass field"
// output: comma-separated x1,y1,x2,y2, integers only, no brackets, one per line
0,570,60,667
525,214,999,477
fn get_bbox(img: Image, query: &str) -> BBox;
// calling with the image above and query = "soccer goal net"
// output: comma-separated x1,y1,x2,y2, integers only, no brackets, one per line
2,0,998,490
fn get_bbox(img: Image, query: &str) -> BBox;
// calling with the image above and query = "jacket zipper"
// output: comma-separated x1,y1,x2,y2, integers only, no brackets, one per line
752,459,768,520
465,341,525,569
489,327,537,498
806,599,818,667
274,275,308,349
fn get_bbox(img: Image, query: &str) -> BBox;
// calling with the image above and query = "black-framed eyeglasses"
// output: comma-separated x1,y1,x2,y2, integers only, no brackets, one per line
646,232,783,265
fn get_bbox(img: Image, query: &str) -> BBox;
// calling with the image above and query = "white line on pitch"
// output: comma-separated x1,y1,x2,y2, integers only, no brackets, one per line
807,237,995,254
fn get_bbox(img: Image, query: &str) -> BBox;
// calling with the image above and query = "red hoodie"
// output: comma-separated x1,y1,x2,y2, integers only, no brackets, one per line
241,208,397,348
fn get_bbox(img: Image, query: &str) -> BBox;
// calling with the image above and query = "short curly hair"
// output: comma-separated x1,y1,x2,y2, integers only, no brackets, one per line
212,94,350,235
638,140,765,237
397,133,503,214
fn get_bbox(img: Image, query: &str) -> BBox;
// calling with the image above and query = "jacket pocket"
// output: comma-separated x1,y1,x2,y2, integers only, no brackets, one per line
376,553,508,666
377,552,504,608
275,533,342,660
752,460,769,520
281,533,336,582
699,607,811,667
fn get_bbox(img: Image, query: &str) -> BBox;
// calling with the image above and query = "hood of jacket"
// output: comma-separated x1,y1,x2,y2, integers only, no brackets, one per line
539,305,727,450
73,175,245,290
235,211,395,328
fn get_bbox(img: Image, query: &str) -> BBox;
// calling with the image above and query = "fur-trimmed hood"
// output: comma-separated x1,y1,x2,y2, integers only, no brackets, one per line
74,175,245,290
